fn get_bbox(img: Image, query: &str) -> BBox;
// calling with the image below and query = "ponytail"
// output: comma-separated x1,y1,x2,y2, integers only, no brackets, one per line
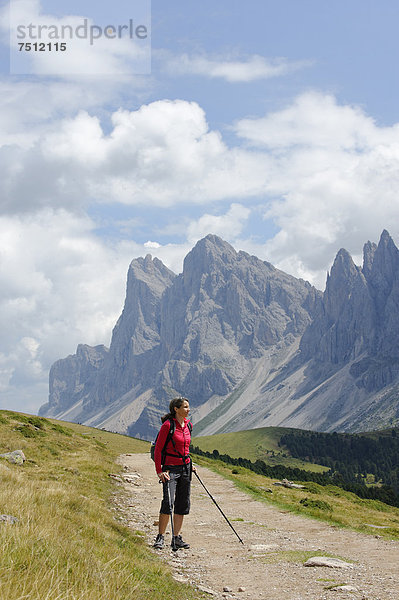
161,397,189,423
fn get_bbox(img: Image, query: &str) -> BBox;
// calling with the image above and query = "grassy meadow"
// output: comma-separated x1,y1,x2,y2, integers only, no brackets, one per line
192,455,399,540
0,410,205,600
192,426,399,538
2,410,398,600
192,427,328,472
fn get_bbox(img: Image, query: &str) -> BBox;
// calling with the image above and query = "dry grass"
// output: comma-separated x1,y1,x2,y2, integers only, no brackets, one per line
193,456,399,540
0,410,204,600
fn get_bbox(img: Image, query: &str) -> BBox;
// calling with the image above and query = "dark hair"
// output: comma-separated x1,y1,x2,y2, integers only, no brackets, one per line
161,397,189,423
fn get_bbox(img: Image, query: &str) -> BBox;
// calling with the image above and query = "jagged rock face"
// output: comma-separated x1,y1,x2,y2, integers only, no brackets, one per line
300,249,374,365
366,231,399,356
46,344,109,415
157,235,319,407
300,230,399,392
164,235,318,357
40,231,399,439
82,255,176,414
40,235,319,438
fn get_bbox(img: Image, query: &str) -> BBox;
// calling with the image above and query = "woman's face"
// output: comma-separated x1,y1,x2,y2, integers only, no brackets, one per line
175,400,190,420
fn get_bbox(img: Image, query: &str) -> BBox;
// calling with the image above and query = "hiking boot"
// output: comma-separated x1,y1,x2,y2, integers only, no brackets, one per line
171,534,190,550
153,534,164,549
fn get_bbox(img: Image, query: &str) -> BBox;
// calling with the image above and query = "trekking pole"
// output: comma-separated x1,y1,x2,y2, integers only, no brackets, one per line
194,471,244,545
166,478,177,551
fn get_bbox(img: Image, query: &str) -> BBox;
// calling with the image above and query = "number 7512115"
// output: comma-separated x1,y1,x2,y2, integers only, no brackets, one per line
18,42,67,51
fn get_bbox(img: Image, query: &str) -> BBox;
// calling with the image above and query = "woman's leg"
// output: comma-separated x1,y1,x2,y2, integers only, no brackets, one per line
158,512,170,534
173,513,184,536
159,474,177,533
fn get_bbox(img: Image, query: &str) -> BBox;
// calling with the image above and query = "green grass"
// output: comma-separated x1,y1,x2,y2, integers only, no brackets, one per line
0,410,205,600
192,455,399,540
192,427,328,472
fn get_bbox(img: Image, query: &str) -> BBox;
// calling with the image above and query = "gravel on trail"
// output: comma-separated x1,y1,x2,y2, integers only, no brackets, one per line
113,453,399,600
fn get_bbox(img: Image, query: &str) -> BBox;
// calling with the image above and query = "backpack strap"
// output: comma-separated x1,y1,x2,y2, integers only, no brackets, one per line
160,417,175,467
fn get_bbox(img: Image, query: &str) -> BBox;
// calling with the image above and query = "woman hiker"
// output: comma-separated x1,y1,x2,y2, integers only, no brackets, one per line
153,397,195,550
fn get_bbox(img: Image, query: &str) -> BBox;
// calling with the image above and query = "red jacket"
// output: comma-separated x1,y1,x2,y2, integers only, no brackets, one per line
154,417,192,474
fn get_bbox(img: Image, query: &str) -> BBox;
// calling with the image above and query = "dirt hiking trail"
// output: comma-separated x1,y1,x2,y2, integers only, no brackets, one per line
114,453,398,600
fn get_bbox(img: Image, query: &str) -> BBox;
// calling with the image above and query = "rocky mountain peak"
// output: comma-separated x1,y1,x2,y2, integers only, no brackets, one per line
128,254,175,290
363,240,377,279
370,229,399,274
121,254,175,322
182,234,237,282
364,230,399,315
380,228,395,245
196,233,236,255
329,248,358,279
41,231,399,439
324,248,366,322
301,230,399,393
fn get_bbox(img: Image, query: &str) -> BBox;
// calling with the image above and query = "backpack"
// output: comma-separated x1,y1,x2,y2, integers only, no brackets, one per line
150,418,192,467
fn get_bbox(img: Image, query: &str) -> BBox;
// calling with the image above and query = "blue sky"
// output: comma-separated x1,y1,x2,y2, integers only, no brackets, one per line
1,0,399,413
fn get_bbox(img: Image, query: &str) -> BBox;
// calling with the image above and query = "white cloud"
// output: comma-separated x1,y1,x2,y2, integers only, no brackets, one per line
159,51,310,83
0,75,153,151
0,209,146,411
3,90,399,281
233,92,399,287
1,99,271,213
235,91,397,149
8,91,399,234
187,203,251,244
144,241,161,249
3,89,399,280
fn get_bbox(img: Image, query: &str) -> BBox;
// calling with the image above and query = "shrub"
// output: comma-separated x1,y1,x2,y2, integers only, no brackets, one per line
14,424,46,438
300,497,333,512
51,424,73,436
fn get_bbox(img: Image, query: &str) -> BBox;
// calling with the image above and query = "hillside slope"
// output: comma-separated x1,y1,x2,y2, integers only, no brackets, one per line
0,410,202,600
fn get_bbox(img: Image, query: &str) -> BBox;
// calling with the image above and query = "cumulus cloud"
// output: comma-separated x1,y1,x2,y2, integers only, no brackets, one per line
235,92,379,149
0,77,149,149
144,241,161,249
1,99,270,214
233,92,399,287
3,90,399,274
187,203,251,244
3,91,399,280
7,91,399,233
159,51,310,83
0,209,145,410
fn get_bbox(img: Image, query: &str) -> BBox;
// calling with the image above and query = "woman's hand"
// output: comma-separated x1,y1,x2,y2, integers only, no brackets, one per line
158,471,170,482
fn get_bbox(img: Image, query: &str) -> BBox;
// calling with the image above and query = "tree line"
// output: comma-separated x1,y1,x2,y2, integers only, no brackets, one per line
190,439,399,508
279,429,399,494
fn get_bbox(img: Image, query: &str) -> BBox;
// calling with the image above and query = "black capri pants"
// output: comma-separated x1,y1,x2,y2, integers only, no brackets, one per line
160,464,191,515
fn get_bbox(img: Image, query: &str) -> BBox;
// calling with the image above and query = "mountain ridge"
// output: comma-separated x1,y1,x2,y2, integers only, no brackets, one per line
40,231,399,439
